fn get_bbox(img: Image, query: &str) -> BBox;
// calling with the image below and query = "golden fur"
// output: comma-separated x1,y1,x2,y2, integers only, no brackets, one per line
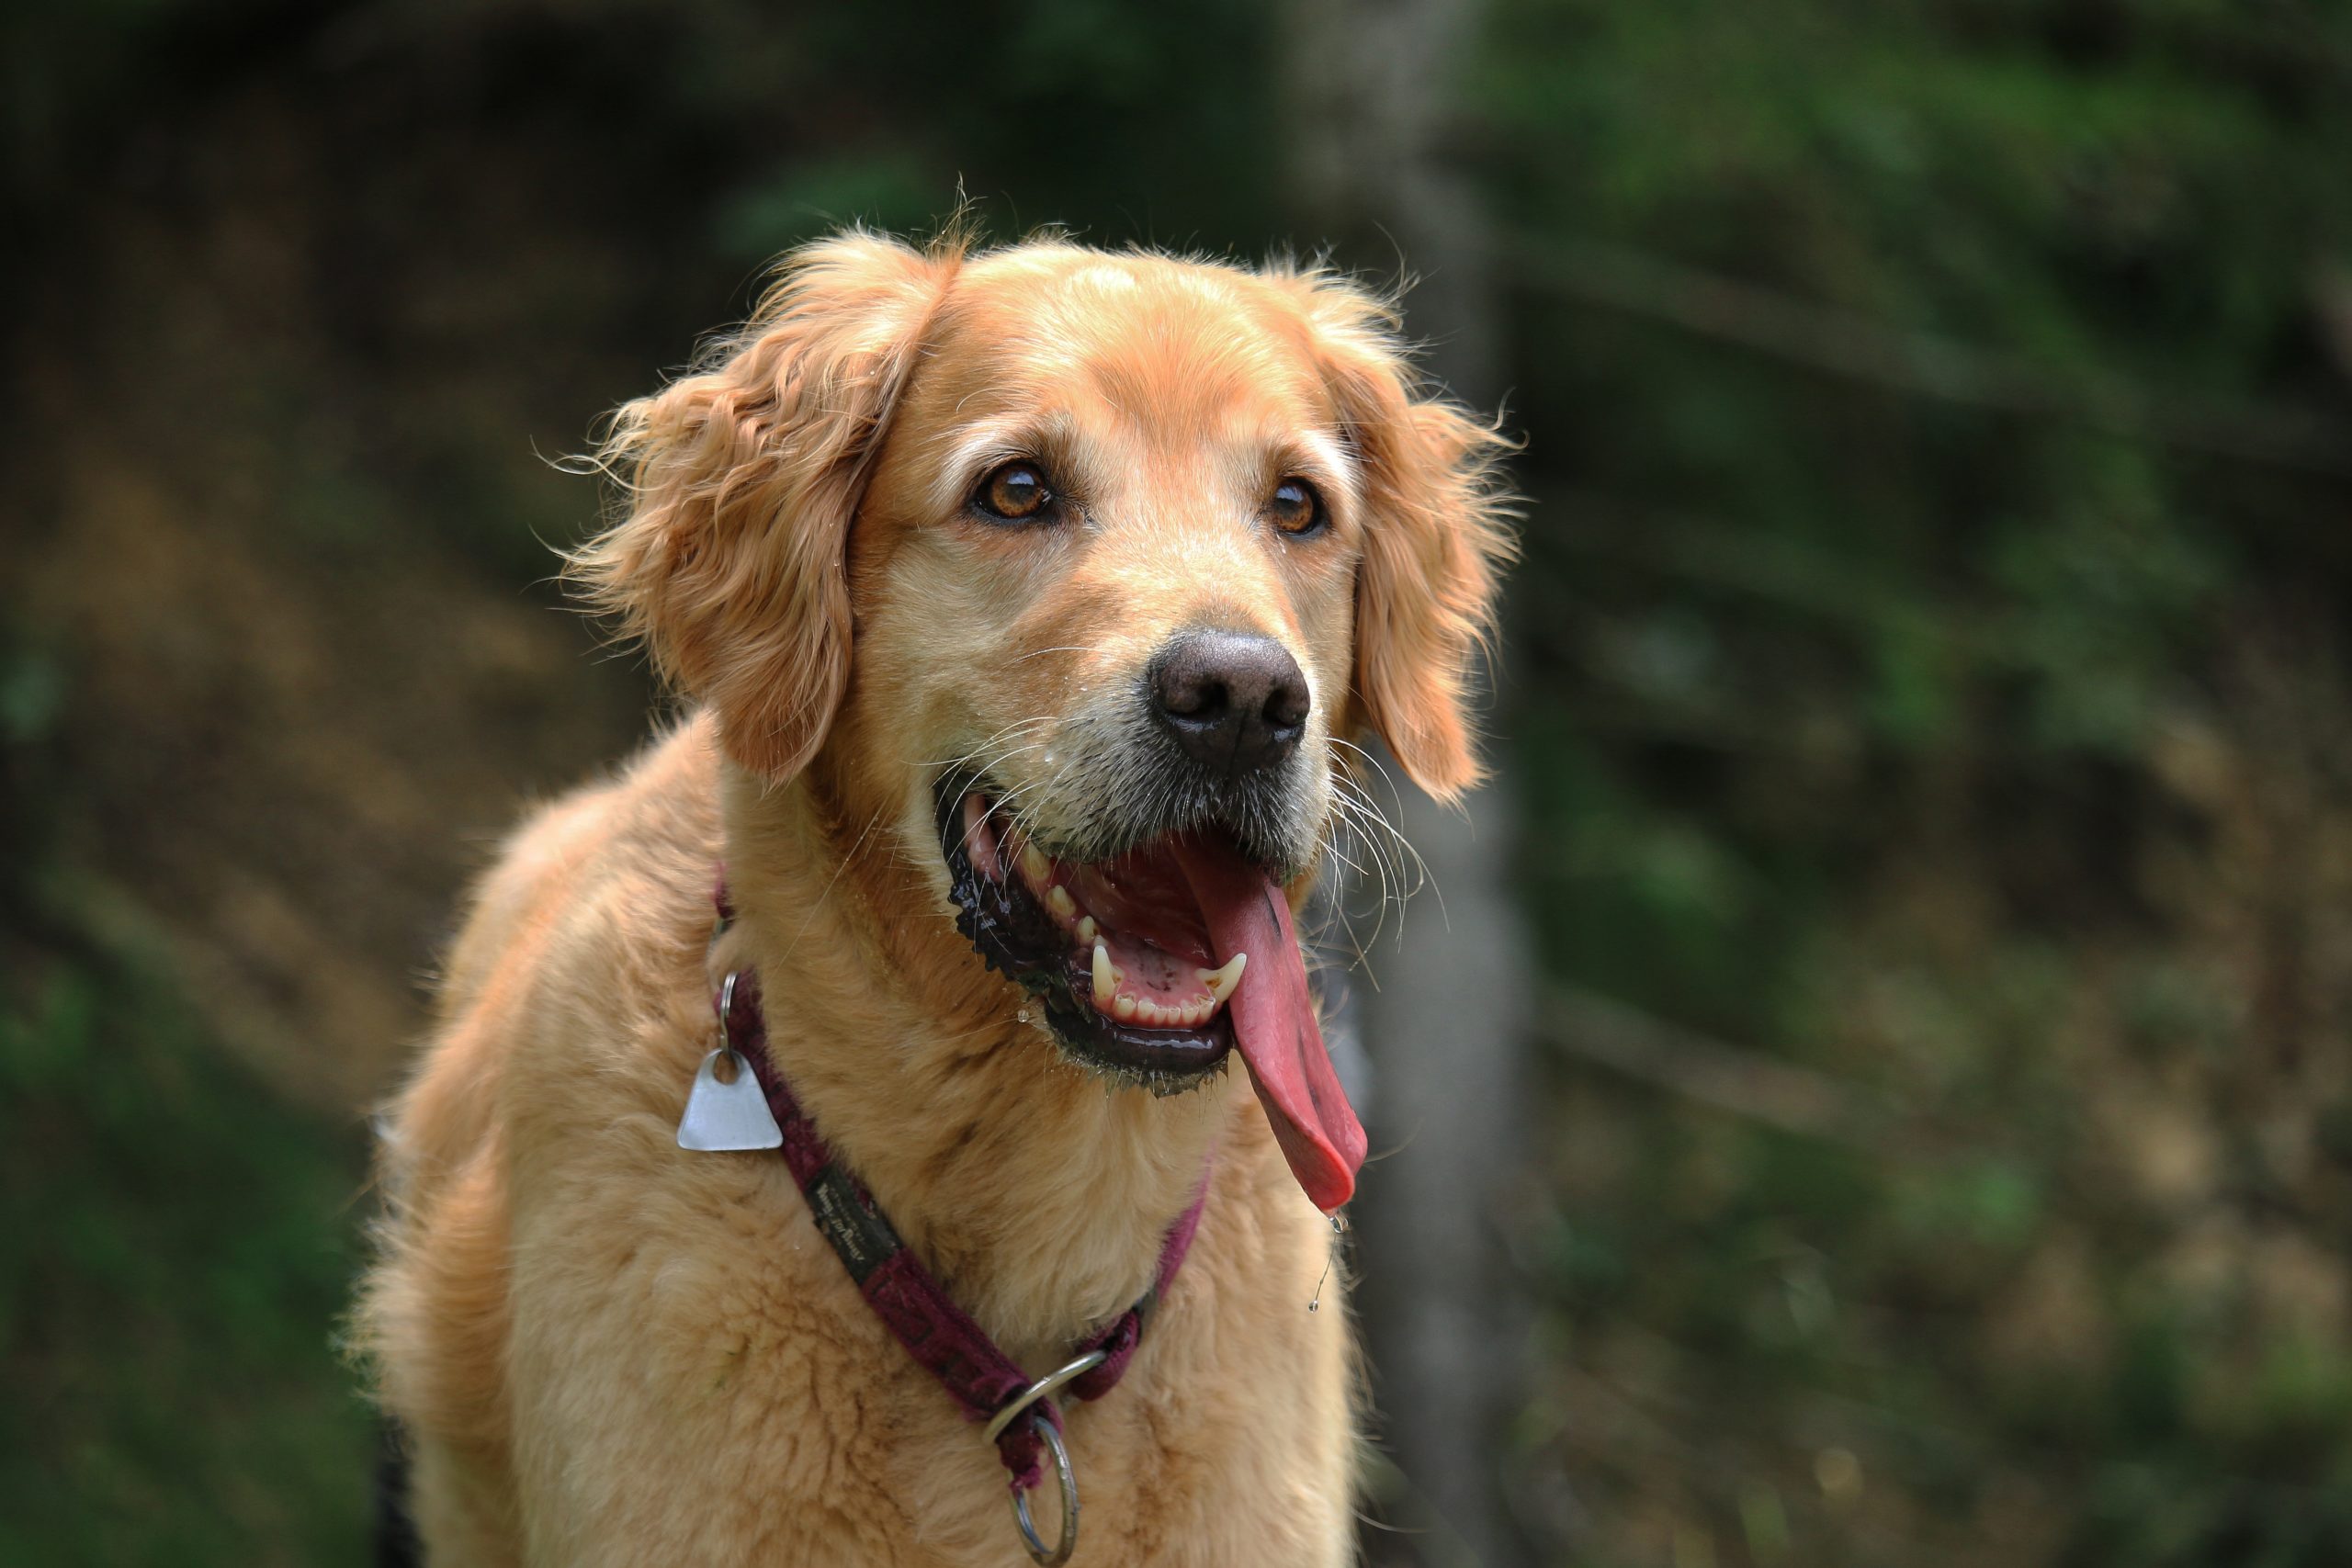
356,231,1512,1565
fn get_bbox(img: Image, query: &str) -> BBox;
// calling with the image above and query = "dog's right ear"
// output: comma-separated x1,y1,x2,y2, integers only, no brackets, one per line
569,233,953,780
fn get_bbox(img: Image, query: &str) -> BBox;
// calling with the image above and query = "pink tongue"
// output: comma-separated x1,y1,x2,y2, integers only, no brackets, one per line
1170,840,1365,1212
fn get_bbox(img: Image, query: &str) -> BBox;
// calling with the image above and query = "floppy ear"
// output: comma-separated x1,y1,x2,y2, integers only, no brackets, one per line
568,232,953,779
1299,276,1517,802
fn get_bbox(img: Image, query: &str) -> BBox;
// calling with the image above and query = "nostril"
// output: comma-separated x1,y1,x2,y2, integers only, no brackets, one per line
1263,674,1310,733
1153,664,1228,726
1165,677,1225,722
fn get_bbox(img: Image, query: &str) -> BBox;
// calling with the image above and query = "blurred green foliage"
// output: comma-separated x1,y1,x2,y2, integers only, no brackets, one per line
1486,4,2352,1564
3,617,374,1565
0,948,373,1566
7,0,2352,1564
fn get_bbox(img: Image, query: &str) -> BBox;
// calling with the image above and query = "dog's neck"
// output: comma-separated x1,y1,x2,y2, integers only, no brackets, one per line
714,761,1238,1367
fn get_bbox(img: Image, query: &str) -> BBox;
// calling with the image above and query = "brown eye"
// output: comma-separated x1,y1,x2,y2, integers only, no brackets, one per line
1268,478,1325,536
976,461,1052,522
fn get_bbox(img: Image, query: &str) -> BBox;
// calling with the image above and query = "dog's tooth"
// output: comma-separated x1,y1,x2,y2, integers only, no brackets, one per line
1196,953,1248,1004
1091,941,1114,1005
963,794,999,877
1047,886,1078,921
1075,915,1098,944
1114,994,1138,1022
1020,843,1051,884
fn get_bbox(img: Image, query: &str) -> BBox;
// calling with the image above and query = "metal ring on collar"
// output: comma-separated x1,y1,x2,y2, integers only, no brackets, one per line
1009,1415,1080,1566
979,1348,1109,1448
713,972,748,1081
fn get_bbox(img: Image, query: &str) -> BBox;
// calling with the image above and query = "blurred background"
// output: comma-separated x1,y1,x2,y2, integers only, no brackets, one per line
7,1,2352,1563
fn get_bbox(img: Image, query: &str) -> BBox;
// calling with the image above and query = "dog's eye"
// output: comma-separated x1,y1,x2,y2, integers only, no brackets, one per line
1267,478,1325,536
975,461,1053,523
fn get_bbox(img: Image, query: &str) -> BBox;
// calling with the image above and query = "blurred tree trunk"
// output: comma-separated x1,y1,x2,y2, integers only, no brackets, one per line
1284,3,1532,1564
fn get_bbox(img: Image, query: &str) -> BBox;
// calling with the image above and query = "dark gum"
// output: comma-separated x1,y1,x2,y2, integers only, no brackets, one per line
937,777,1235,1087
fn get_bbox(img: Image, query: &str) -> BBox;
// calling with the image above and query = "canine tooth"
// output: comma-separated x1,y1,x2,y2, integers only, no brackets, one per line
962,795,999,876
1075,915,1098,944
1114,994,1138,1022
1196,953,1248,1004
1091,941,1114,1005
1020,843,1051,883
1046,886,1078,920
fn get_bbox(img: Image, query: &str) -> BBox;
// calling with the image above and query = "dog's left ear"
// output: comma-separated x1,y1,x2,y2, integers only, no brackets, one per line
569,232,954,780
1295,276,1518,802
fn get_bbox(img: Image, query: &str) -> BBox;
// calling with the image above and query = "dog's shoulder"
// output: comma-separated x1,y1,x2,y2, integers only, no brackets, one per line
437,713,722,1010
384,715,721,1193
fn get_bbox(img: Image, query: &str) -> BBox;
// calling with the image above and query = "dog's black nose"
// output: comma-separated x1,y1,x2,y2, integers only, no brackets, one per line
1148,629,1311,775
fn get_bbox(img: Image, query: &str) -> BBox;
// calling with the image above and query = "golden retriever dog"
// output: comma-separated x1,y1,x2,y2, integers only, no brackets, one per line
356,230,1511,1567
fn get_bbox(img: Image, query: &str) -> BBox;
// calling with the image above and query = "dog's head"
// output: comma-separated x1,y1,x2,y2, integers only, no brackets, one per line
573,233,1512,1209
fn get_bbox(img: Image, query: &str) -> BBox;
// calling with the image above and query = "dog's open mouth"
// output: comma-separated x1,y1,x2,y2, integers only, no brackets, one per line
942,784,1367,1211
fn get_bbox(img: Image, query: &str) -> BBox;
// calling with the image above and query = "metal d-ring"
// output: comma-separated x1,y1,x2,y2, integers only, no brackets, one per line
1009,1415,1080,1567
713,972,743,1075
985,1349,1105,1567
980,1349,1108,1447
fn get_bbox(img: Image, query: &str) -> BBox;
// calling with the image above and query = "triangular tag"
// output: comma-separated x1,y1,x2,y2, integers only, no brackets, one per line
676,1049,785,1152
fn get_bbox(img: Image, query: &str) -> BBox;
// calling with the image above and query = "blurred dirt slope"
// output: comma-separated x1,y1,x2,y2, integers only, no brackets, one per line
7,50,659,1111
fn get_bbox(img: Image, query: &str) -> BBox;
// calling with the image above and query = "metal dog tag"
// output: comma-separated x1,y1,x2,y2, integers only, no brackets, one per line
676,1049,784,1152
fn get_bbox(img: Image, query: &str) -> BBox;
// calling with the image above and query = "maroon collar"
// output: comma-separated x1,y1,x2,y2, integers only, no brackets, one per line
709,909,1207,1506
